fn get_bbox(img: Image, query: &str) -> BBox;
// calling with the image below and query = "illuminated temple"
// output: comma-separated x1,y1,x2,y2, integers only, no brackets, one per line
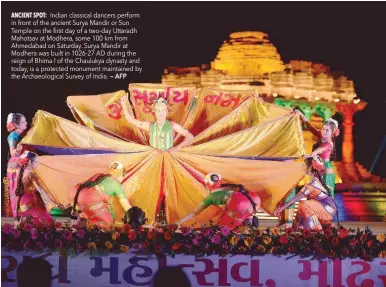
162,31,386,221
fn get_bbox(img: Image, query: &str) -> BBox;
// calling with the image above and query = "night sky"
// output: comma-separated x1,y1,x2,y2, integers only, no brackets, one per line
2,2,386,178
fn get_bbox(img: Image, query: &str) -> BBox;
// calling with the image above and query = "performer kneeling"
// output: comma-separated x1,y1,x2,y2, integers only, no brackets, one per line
70,162,132,229
177,173,261,229
274,157,337,231
9,151,53,224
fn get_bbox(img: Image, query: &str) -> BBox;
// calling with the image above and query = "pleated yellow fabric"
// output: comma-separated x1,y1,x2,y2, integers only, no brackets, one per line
183,88,256,136
67,90,146,144
21,110,150,153
163,152,216,223
172,152,305,214
188,96,292,146
21,85,308,227
120,151,164,224
34,152,153,208
182,113,305,158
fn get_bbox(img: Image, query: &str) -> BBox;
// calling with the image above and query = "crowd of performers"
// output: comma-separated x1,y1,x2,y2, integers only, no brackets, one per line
5,96,340,232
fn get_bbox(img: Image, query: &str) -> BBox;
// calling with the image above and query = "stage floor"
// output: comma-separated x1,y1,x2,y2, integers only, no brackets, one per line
2,217,385,234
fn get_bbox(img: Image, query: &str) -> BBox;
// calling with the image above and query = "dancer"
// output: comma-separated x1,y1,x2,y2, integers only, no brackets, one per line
8,151,53,223
121,95,194,151
70,162,132,228
273,157,337,231
296,110,339,197
177,173,261,229
6,113,29,216
7,113,28,157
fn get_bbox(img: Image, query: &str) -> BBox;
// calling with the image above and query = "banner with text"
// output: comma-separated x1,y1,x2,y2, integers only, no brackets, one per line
2,251,386,287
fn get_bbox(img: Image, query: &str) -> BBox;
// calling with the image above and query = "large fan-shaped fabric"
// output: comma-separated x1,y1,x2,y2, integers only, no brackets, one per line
21,84,306,225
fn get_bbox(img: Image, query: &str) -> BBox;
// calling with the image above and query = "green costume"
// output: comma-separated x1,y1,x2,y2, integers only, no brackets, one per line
323,161,336,198
202,190,230,206
99,177,126,220
149,120,174,151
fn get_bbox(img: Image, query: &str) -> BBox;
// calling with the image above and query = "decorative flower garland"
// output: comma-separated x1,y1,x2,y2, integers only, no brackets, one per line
2,220,386,260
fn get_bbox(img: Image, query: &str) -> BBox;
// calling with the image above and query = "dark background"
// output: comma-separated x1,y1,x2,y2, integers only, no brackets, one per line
2,2,386,179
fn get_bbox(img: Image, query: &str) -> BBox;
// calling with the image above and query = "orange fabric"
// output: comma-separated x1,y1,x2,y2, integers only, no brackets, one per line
183,88,256,137
24,86,307,227
67,90,146,144
298,200,332,225
173,152,304,214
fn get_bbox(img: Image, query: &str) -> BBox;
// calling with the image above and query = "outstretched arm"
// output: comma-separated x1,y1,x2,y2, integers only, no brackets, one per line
120,95,150,132
273,187,308,216
177,202,208,225
117,195,132,212
29,173,65,210
295,110,322,138
170,122,194,150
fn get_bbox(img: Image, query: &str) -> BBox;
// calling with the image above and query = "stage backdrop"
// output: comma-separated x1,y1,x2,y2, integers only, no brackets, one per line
2,251,386,287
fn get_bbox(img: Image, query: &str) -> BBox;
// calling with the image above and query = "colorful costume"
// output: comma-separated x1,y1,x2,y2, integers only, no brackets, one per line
149,120,174,150
7,131,22,151
69,174,127,228
6,132,23,216
21,86,306,225
8,167,18,217
294,177,337,230
196,188,261,229
304,121,336,196
14,171,52,224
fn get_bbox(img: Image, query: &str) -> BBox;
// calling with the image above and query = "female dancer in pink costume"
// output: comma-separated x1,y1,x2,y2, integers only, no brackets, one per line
274,157,337,231
9,151,53,224
6,113,27,157
295,110,340,197
69,162,132,229
177,173,261,229
6,113,28,216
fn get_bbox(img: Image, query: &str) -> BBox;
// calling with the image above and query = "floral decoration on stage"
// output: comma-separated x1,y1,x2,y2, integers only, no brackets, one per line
2,220,385,261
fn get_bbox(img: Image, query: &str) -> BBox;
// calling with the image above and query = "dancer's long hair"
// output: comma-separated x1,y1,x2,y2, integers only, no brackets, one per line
15,152,38,219
70,174,111,219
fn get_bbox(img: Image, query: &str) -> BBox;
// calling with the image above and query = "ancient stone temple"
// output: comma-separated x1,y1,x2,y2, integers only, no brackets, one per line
162,31,386,221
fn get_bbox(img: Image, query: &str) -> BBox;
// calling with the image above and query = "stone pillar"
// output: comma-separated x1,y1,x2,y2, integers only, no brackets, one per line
336,102,367,163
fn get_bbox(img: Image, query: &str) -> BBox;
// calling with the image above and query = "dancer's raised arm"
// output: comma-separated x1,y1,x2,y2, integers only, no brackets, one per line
295,110,321,138
120,95,150,132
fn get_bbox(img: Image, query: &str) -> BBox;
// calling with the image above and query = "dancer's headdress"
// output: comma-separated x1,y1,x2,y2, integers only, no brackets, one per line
7,113,16,132
7,113,14,124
